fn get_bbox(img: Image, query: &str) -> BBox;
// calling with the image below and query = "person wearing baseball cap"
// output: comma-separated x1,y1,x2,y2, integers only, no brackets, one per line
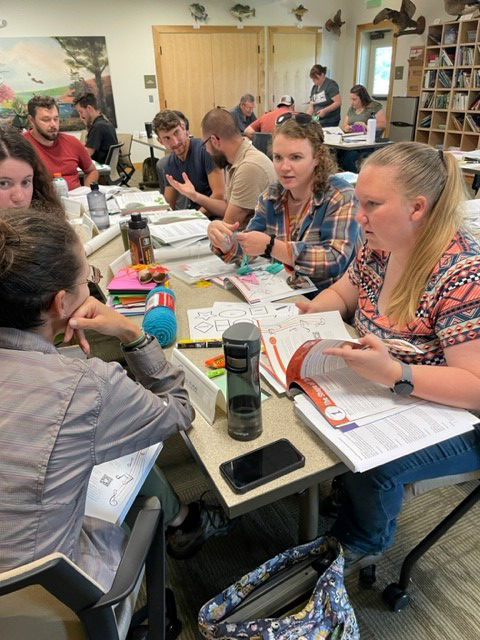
244,95,295,138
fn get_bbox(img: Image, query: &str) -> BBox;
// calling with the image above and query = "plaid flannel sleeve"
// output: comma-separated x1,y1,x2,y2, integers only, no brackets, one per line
286,185,358,281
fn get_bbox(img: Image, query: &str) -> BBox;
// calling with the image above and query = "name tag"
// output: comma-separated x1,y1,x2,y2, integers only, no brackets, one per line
313,91,326,104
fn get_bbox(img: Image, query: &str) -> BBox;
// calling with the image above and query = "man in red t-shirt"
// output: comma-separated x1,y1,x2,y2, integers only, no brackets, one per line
24,95,98,191
243,95,296,138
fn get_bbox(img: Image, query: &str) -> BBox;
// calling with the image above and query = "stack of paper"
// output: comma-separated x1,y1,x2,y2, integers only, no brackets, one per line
106,268,157,316
224,266,316,304
149,219,210,249
114,190,169,212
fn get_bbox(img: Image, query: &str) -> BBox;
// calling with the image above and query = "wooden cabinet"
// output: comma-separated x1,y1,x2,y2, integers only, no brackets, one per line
415,19,480,151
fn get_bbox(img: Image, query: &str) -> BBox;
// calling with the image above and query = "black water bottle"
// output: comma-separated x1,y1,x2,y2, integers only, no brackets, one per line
223,323,262,441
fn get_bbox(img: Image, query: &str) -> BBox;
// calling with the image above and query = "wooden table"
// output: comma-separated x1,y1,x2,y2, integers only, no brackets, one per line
90,236,345,542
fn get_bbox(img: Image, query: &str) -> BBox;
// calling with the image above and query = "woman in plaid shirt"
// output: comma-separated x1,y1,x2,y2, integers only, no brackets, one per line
208,114,359,292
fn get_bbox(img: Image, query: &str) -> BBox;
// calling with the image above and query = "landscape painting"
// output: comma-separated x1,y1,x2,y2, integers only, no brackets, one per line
0,36,116,131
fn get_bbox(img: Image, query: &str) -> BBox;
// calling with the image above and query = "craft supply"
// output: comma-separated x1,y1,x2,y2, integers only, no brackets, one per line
177,339,223,349
143,286,176,347
266,262,284,274
207,368,226,378
236,254,252,275
205,354,225,369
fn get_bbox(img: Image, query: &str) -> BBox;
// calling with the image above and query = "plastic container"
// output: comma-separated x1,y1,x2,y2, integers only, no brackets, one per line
366,112,376,144
52,173,68,199
87,183,110,230
128,213,154,265
223,322,262,441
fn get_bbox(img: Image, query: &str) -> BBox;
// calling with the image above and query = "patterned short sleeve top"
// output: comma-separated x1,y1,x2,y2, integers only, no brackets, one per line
348,230,480,366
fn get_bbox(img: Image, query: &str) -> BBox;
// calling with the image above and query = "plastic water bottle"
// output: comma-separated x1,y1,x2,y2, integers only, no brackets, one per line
366,112,376,144
87,183,110,230
52,173,68,199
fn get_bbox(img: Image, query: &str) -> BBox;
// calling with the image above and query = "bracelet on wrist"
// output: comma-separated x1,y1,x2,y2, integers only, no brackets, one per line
263,234,276,259
122,330,146,350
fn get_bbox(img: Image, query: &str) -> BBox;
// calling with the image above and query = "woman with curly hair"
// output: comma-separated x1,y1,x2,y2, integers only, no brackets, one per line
208,114,359,292
0,125,63,215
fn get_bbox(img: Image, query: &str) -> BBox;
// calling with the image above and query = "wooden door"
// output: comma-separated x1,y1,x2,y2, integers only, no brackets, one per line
268,27,321,112
211,32,263,114
154,32,214,137
153,26,264,137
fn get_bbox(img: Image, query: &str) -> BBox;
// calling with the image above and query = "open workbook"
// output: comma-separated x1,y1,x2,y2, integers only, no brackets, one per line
285,338,478,472
224,266,316,304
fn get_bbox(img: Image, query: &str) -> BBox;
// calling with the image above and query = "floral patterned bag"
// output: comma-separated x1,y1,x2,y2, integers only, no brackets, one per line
198,536,359,640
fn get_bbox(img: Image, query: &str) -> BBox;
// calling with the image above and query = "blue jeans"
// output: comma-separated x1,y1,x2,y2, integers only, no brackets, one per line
331,431,480,555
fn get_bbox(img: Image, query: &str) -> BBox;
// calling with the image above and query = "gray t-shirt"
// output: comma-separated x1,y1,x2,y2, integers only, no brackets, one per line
309,77,341,126
347,100,383,126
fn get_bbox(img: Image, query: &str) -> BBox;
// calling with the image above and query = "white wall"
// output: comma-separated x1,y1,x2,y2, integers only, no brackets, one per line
1,0,450,161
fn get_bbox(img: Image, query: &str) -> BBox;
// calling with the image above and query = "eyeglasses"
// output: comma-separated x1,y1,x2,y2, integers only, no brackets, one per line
275,112,313,127
201,135,212,147
76,265,102,286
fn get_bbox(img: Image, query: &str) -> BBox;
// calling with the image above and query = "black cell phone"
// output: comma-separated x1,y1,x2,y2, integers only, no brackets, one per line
219,438,305,494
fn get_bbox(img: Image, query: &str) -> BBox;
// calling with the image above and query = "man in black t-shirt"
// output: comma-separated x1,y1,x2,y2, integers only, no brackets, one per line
73,93,118,164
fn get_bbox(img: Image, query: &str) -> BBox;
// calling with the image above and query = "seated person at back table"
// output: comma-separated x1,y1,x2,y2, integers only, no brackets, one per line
243,95,295,138
167,108,277,229
207,113,359,293
153,109,224,217
0,210,232,587
298,142,480,570
24,95,98,190
73,92,118,165
337,84,387,173
230,93,257,133
155,110,191,211
0,125,63,215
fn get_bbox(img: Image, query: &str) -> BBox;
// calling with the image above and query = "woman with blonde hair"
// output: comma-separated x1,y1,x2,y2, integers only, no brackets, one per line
208,113,359,292
299,141,480,567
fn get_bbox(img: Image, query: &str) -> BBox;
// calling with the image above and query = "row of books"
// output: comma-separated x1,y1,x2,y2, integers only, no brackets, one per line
465,113,480,132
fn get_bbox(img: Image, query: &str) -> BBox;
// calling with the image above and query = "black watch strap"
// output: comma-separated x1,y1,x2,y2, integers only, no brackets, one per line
264,234,276,259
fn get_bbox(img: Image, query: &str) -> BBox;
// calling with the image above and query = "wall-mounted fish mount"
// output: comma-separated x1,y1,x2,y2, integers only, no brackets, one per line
291,4,308,22
189,3,208,23
230,4,256,22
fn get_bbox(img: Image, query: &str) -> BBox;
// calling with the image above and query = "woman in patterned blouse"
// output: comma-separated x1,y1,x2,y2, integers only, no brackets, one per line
299,141,480,568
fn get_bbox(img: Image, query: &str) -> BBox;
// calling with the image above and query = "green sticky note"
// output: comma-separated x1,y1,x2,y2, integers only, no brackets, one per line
366,0,381,8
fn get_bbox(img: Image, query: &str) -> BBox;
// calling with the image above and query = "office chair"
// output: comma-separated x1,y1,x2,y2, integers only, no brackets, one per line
105,143,128,186
0,496,178,639
117,133,136,185
252,132,272,159
358,469,480,612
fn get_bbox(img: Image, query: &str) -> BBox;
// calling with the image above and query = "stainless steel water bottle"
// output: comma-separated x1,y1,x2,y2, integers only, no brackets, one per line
223,322,262,441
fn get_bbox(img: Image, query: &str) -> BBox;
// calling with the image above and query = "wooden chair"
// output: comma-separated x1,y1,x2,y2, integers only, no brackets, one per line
0,497,175,639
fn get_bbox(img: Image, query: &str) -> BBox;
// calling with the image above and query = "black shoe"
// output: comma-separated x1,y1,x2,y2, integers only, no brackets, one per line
319,475,347,518
342,545,381,577
167,498,233,560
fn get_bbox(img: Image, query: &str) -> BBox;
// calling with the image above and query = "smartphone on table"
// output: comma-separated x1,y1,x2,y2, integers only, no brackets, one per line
219,438,305,494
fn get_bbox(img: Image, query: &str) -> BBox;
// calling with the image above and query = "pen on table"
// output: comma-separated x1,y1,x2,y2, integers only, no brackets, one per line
177,339,223,349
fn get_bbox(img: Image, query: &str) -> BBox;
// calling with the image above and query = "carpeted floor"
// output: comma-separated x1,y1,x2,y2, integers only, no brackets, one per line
159,435,480,640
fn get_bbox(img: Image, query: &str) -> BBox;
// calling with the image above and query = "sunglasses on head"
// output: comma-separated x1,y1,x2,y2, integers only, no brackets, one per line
275,112,313,127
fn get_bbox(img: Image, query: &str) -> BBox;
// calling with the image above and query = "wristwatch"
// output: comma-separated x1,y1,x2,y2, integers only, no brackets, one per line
264,234,276,259
391,362,414,396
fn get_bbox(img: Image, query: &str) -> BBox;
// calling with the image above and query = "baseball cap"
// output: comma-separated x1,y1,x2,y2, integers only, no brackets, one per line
277,95,294,107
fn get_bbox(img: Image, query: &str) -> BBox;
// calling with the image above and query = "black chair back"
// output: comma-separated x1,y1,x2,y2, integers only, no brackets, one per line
252,132,272,159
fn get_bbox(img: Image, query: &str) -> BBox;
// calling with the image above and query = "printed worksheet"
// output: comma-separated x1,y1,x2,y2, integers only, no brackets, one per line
187,301,298,340
85,443,163,525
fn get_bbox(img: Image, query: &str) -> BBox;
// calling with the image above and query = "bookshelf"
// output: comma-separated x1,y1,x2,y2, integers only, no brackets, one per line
416,19,480,151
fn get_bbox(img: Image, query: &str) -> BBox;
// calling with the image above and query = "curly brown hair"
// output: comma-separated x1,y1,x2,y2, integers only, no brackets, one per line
273,118,337,194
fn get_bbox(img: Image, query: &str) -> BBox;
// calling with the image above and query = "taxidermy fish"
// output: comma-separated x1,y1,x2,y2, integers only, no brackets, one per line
325,9,345,36
230,4,255,21
189,3,208,22
374,0,425,37
444,0,480,17
292,4,308,22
